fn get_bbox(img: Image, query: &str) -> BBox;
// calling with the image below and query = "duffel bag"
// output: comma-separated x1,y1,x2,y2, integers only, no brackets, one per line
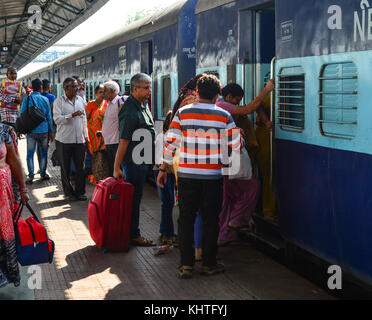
15,96,45,134
13,203,55,266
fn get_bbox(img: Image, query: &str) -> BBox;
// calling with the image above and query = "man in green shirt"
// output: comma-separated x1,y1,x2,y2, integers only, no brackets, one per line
113,73,156,246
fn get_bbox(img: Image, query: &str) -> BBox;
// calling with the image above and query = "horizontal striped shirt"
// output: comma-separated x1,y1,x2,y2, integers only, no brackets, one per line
163,102,243,179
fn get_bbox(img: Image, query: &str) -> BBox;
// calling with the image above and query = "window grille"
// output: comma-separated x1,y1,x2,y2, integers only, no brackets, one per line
319,62,358,139
277,67,305,132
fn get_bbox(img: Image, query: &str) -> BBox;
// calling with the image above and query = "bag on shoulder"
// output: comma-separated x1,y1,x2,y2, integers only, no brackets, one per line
229,148,252,180
13,203,55,266
15,96,45,134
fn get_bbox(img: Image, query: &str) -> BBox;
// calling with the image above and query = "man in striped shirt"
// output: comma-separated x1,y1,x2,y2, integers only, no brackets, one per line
157,74,244,279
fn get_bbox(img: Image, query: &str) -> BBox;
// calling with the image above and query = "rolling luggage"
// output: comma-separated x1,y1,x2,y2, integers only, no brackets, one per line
88,177,134,251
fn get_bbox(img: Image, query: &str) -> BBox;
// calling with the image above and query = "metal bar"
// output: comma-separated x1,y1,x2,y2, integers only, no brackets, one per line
278,95,304,99
278,102,304,107
278,88,304,91
320,91,357,94
0,19,29,29
278,116,303,122
270,57,276,194
319,76,357,80
320,106,357,110
41,17,65,29
45,9,70,23
319,120,357,124
0,14,32,20
279,124,304,130
278,73,305,77
55,0,82,15
277,81,304,84
278,110,304,114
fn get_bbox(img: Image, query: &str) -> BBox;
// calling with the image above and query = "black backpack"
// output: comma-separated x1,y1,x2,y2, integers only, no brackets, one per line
15,96,45,134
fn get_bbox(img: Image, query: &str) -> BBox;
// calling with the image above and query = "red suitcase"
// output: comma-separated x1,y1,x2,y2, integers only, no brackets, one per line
88,177,134,251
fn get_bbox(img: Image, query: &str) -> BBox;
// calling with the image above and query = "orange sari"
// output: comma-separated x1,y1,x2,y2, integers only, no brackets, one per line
86,100,108,155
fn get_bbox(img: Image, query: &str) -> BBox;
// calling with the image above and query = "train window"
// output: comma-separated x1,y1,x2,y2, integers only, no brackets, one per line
124,79,130,95
319,62,358,139
277,67,305,132
162,76,172,118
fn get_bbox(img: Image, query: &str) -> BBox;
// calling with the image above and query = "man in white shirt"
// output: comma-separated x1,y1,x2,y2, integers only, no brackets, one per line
53,77,89,201
100,80,126,176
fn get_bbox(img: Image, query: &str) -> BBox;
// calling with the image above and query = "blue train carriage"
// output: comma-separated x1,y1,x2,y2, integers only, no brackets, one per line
195,0,275,104
51,0,197,132
275,0,372,286
20,62,54,88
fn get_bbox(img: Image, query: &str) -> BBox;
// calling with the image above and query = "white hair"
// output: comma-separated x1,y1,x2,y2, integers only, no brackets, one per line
104,80,120,94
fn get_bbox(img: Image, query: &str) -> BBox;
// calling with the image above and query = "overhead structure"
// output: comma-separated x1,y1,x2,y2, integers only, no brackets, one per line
0,0,109,73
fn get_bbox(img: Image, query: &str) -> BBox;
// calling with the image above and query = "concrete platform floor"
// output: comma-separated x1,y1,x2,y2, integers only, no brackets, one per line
0,138,335,300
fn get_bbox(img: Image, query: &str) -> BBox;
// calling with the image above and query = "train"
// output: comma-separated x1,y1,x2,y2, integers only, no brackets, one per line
19,0,372,294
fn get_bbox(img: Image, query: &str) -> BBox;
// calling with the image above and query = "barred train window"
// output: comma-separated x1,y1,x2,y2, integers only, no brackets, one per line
319,62,358,139
162,76,172,118
277,67,305,132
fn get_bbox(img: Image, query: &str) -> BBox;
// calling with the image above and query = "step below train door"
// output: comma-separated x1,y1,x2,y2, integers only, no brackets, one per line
240,3,279,230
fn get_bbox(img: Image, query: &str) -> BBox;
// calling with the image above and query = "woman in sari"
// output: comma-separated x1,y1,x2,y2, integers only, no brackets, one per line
86,84,108,184
0,123,29,287
216,81,274,246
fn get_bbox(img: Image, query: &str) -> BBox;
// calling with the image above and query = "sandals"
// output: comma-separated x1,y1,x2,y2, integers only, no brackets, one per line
178,265,193,279
130,237,156,247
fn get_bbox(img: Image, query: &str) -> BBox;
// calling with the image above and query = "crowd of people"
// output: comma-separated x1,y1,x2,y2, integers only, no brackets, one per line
0,66,275,285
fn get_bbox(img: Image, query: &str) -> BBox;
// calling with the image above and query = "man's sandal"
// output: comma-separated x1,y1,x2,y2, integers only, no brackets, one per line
178,265,193,279
130,237,156,247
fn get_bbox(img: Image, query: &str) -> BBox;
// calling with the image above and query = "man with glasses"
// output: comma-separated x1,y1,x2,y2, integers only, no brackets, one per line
113,73,156,247
53,78,89,201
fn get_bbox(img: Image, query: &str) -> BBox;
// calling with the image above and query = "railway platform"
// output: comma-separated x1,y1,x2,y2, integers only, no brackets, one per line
0,139,335,300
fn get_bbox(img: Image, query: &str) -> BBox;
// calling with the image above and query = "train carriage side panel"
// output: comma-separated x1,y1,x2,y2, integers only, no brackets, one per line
276,0,372,284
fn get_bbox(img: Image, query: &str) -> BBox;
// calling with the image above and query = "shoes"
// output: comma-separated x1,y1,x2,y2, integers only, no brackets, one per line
201,263,225,276
26,177,33,185
130,237,156,247
178,265,193,279
41,174,50,181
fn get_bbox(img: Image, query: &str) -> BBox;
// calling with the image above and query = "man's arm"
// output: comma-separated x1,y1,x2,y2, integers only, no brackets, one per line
113,139,130,179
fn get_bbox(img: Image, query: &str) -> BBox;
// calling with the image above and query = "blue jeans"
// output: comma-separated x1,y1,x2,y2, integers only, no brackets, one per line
154,170,175,237
27,133,49,179
123,163,149,238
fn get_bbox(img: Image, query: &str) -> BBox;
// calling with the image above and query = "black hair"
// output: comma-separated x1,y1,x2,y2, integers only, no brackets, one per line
196,74,222,100
42,79,51,91
32,78,42,92
94,84,104,94
170,73,206,121
163,110,173,133
222,83,244,99
63,77,76,88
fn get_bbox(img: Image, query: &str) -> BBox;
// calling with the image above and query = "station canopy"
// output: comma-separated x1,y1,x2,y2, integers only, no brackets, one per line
0,0,109,74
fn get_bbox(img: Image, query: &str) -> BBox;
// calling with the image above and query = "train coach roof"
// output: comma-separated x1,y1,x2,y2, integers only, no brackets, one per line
195,0,235,14
0,0,109,74
53,0,187,67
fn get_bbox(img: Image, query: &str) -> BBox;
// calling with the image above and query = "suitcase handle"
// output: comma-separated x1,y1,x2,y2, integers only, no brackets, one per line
14,203,40,225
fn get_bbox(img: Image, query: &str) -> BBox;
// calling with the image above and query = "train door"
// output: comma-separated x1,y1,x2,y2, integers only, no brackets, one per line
140,40,153,111
241,4,277,224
